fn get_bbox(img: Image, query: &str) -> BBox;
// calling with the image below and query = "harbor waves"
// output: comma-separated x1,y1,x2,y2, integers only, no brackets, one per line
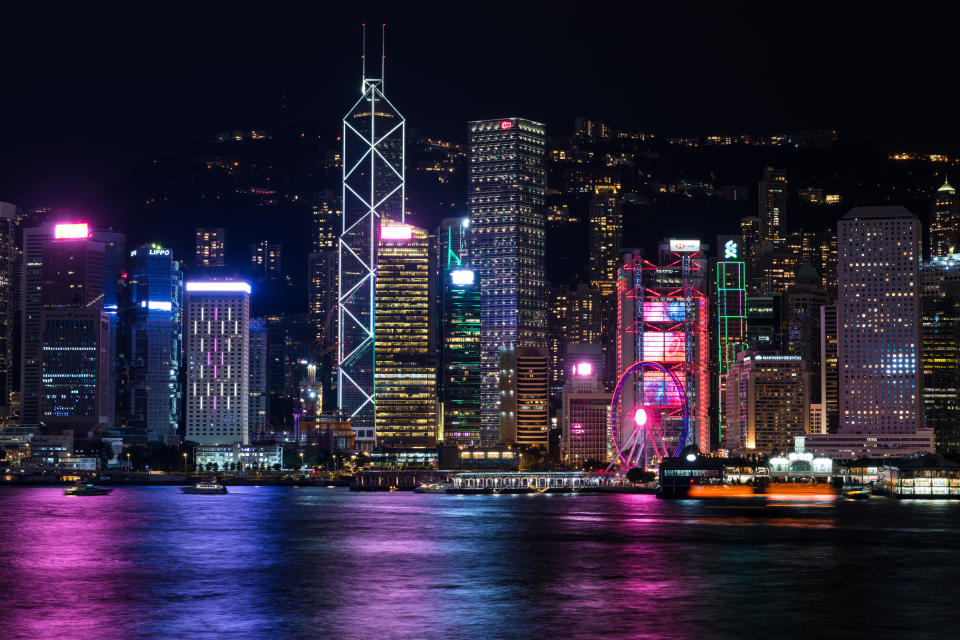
1,487,959,639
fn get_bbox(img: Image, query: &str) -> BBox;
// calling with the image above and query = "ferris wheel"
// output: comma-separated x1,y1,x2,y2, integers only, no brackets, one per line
608,361,689,471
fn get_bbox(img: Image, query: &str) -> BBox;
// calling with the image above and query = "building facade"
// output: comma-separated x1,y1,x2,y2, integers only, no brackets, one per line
715,244,747,449
124,244,183,442
498,346,550,447
0,203,16,417
562,356,611,467
838,207,922,433
184,281,251,445
929,179,958,259
374,222,436,448
725,352,809,453
920,253,960,453
468,117,547,443
194,228,225,268
248,318,268,438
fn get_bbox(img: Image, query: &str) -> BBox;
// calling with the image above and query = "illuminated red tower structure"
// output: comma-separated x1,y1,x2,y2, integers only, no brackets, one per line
617,240,709,465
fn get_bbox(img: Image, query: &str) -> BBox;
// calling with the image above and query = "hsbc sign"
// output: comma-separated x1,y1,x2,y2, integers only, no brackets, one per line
669,239,701,253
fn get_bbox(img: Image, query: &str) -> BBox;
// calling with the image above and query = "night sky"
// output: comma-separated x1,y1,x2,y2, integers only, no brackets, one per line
1,2,955,210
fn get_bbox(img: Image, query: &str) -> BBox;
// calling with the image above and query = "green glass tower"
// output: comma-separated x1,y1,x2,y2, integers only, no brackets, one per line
438,218,481,446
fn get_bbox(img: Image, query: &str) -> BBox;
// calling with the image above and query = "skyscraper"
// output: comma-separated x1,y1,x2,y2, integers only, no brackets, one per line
562,349,611,467
250,240,283,280
715,238,747,448
437,218,481,447
929,178,959,258
758,167,787,247
725,352,809,452
125,244,183,442
819,302,839,433
838,207,922,433
308,191,340,350
374,222,436,448
0,203,16,417
468,117,546,443
782,263,828,404
90,228,126,428
195,228,226,269
920,252,960,453
21,222,109,432
339,60,405,449
588,194,623,296
498,346,550,447
184,281,251,445
248,318,268,439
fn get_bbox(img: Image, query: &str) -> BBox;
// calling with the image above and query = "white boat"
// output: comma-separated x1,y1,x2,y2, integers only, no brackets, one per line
181,481,228,494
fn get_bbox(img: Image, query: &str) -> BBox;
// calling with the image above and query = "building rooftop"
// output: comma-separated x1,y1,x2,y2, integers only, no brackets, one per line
842,205,916,220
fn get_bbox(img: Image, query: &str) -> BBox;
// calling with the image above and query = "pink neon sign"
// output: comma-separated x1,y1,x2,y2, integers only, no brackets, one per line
380,225,413,241
53,223,90,240
500,120,513,130
572,362,593,376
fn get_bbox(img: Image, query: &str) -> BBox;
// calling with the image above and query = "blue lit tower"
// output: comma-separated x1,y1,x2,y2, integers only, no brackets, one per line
338,25,405,449
468,118,547,443
125,244,183,443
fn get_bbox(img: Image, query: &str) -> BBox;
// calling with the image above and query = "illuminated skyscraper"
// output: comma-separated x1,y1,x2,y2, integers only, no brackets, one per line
21,223,109,431
588,194,623,295
740,215,763,295
782,264,828,404
920,253,960,453
437,218,481,447
125,244,183,442
374,222,436,448
90,228,126,429
725,352,809,453
758,167,787,247
715,237,747,448
468,117,546,443
838,207,922,433
499,346,550,447
184,281,251,445
248,318,268,438
339,52,405,448
0,203,16,417
249,240,283,280
308,191,340,347
819,302,839,433
929,178,959,258
617,241,710,461
195,228,226,268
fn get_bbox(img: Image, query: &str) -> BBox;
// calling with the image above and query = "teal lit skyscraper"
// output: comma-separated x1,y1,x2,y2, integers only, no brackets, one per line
437,217,481,446
715,237,747,448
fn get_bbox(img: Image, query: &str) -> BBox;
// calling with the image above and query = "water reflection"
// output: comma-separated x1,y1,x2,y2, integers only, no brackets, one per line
1,488,959,639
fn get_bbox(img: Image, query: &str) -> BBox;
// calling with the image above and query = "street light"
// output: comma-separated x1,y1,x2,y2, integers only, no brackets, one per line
183,452,188,472
299,452,304,470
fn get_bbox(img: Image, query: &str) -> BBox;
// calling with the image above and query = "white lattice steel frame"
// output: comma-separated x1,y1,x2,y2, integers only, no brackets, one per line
338,77,405,446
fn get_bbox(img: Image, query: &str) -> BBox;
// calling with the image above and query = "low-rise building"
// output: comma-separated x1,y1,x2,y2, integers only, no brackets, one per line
195,444,282,471
804,430,934,461
884,454,960,498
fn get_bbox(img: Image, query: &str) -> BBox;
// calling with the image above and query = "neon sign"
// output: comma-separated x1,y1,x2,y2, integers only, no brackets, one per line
53,223,89,240
500,120,513,130
185,281,252,294
572,362,593,376
723,239,739,259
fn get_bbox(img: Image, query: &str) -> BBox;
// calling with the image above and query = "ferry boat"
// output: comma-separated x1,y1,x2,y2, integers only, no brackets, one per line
181,480,228,494
414,482,451,494
65,481,112,496
842,488,871,500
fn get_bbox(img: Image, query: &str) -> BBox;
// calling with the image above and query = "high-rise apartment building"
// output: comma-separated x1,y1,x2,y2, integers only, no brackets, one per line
758,167,787,247
339,68,405,448
468,117,547,443
838,207,922,433
195,228,226,269
498,346,550,447
929,179,958,259
920,253,960,453
0,203,16,417
21,222,109,432
184,281,251,445
725,352,809,453
374,222,436,448
437,218,481,447
125,244,183,442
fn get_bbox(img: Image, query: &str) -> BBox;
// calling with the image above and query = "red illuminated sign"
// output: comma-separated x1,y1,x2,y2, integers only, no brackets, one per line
500,120,513,130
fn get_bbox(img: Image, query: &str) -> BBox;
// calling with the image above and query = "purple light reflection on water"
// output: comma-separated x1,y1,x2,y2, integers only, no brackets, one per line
0,489,959,639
